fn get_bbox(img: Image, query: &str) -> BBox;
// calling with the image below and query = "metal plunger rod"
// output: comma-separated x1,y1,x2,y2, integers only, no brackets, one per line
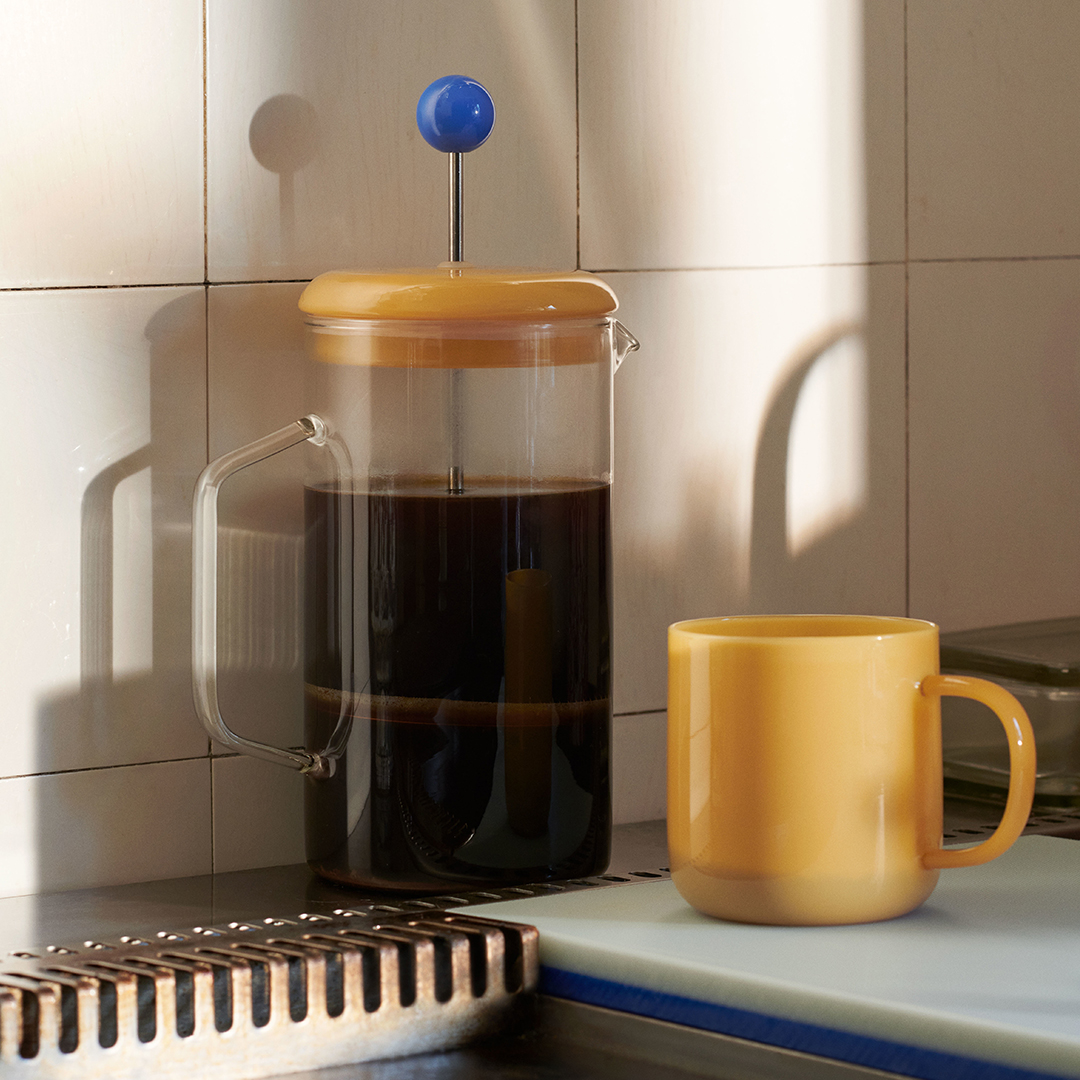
449,152,464,263
448,152,465,494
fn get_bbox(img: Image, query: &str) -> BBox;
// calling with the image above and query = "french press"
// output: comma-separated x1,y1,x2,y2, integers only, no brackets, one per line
193,77,638,890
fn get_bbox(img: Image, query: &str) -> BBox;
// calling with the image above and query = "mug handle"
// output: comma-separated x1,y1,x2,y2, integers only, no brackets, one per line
920,674,1036,869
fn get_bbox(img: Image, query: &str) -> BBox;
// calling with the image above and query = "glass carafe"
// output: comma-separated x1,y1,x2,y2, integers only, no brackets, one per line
193,266,637,890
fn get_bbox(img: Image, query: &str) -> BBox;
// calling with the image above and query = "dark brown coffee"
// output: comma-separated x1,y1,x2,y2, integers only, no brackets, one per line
303,480,612,890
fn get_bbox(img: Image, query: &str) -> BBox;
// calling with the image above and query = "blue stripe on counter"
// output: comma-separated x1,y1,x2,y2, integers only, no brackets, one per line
539,967,1066,1080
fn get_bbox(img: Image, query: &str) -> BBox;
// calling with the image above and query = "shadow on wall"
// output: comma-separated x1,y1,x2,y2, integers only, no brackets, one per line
205,282,310,756
33,291,206,890
748,320,864,611
36,292,204,773
33,281,312,889
249,94,320,263
611,263,907,717
626,320,870,620
35,86,327,888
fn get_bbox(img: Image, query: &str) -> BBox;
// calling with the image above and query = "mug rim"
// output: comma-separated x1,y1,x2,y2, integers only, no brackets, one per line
669,614,938,641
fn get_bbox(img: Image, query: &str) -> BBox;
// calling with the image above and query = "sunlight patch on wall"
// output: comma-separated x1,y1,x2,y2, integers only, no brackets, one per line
579,0,867,269
786,330,868,558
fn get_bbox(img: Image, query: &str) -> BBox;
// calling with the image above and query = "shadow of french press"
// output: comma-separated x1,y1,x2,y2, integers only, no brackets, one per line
249,94,320,263
36,291,206,772
78,445,153,724
32,291,207,889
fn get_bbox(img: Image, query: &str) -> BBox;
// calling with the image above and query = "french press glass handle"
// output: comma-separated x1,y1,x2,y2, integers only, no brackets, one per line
192,414,346,780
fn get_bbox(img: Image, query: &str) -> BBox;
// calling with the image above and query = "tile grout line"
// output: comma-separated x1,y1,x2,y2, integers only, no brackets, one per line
584,262,907,274
583,254,1080,270
0,756,212,783
203,278,211,874
574,0,581,271
209,754,216,877
203,0,214,875
903,0,911,620
204,282,211,465
0,280,311,294
202,0,209,285
5,253,1080,298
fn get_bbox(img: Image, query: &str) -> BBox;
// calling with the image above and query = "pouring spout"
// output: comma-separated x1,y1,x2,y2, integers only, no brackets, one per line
613,319,640,372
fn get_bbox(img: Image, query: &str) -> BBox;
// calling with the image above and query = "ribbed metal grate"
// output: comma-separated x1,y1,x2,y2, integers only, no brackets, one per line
0,911,537,1079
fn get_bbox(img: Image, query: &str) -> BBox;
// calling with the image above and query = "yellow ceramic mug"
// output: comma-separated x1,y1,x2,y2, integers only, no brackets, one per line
667,615,1036,926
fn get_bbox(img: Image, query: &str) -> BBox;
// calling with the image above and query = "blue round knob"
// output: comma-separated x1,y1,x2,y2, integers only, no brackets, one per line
416,76,495,153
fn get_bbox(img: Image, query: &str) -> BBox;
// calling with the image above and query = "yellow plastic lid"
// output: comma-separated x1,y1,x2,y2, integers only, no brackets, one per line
299,265,618,368
299,265,618,321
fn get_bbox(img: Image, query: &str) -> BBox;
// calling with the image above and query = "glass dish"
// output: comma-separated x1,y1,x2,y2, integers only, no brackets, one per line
940,616,1080,804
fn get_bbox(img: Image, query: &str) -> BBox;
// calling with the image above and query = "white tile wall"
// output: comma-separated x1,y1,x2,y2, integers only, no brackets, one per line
909,260,1080,631
579,0,905,269
0,0,204,288
908,0,1080,261
212,755,305,874
4,1,1080,895
0,287,207,777
208,283,308,755
207,0,577,281
612,713,667,826
0,760,211,899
